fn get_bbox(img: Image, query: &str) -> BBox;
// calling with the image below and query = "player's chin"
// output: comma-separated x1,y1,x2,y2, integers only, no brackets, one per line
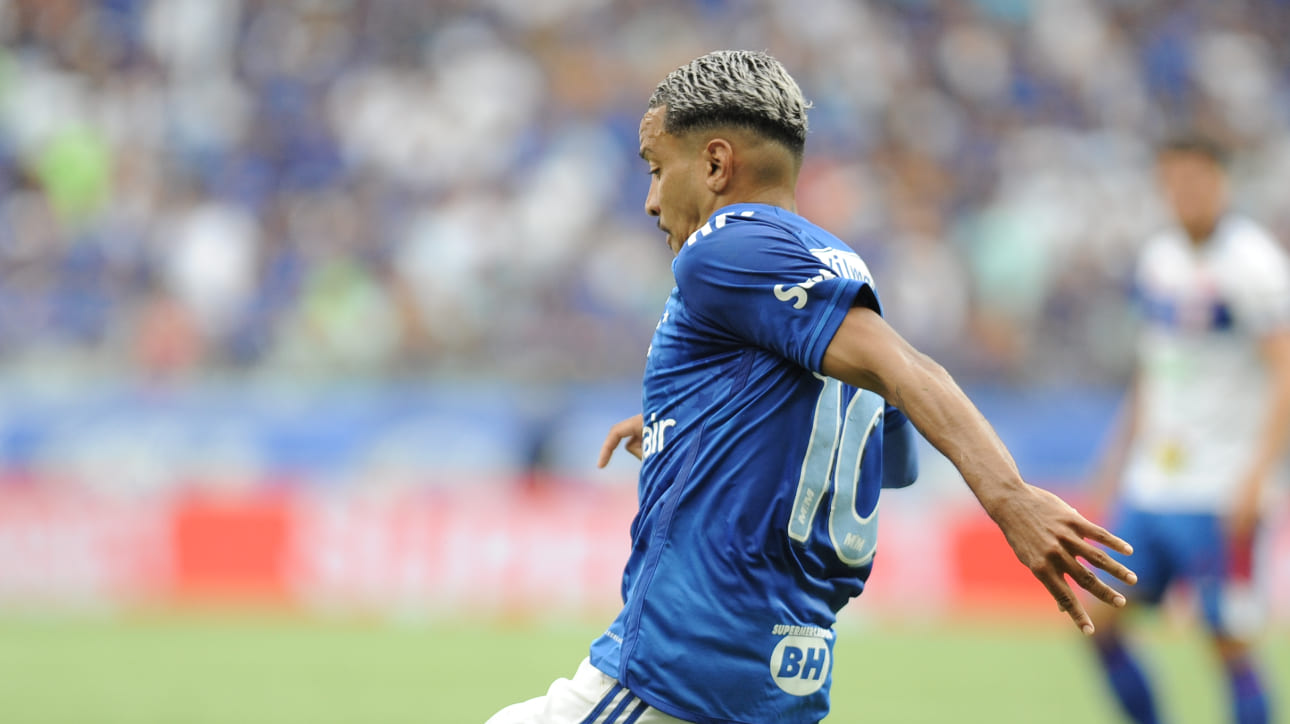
661,229,682,254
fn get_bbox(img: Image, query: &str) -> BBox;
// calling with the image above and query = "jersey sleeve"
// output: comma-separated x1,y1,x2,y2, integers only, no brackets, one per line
1225,226,1290,335
673,222,879,373
881,405,919,489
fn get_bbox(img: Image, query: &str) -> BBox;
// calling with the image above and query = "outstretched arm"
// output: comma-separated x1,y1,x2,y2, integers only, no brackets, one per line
821,306,1137,635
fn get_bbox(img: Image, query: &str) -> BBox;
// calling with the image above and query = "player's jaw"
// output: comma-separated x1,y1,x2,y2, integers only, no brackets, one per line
658,221,682,253
651,185,709,254
651,169,718,255
647,187,687,254
650,204,690,255
645,191,681,253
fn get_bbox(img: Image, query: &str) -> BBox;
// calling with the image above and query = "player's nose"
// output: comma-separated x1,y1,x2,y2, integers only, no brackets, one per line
644,182,660,217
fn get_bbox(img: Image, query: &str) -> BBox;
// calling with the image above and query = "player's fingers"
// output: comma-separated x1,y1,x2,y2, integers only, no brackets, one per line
1073,545,1137,586
597,431,626,468
1073,518,1134,556
1066,601,1095,636
598,417,645,467
1067,563,1128,608
1049,548,1127,608
1036,571,1095,635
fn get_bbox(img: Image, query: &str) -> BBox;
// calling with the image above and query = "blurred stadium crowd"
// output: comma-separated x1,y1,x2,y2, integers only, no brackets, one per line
9,1,1290,621
3,0,1290,387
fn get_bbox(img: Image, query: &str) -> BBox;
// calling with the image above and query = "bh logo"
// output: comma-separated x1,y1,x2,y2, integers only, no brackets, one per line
769,635,831,696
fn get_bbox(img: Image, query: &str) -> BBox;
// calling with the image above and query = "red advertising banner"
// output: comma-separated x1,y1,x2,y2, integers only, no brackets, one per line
286,486,637,614
0,485,1286,621
0,489,169,604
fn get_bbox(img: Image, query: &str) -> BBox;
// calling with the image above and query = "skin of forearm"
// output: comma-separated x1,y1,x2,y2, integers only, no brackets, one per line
884,353,1028,514
822,333,1027,516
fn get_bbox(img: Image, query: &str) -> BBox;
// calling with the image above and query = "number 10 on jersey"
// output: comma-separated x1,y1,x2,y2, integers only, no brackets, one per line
787,375,884,567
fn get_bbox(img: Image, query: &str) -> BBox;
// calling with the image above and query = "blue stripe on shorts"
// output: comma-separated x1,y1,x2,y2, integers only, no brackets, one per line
601,691,637,724
579,683,623,724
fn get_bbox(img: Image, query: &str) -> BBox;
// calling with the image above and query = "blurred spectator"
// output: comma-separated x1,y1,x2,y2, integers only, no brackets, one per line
0,0,1288,386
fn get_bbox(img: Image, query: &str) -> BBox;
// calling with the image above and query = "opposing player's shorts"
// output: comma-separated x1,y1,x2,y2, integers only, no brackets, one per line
485,658,690,724
1104,505,1265,638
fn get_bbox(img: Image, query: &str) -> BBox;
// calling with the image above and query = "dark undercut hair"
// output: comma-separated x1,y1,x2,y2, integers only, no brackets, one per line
648,50,811,158
1157,131,1229,166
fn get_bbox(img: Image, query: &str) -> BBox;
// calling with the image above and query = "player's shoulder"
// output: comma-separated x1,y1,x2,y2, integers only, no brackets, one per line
674,205,806,280
1203,214,1290,291
679,205,798,253
675,204,871,283
1138,217,1286,272
1214,215,1286,263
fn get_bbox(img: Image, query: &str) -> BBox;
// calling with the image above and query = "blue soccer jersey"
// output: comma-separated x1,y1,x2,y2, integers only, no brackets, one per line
589,203,918,724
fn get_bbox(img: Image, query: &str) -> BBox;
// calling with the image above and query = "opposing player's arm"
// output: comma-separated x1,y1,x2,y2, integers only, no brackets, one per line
1230,329,1290,538
820,306,1136,635
1224,234,1290,537
1252,329,1290,473
1086,373,1141,518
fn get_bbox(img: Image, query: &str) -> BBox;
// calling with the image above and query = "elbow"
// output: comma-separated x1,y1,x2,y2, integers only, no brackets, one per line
913,349,949,379
887,351,956,411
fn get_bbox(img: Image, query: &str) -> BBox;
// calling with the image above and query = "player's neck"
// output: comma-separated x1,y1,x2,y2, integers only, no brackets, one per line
712,185,798,216
1183,217,1221,246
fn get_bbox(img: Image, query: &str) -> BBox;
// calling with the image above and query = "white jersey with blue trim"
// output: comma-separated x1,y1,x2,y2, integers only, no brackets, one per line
1124,214,1290,513
589,203,917,724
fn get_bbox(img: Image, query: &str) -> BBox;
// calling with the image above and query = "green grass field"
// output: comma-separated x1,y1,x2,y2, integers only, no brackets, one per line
0,612,1285,723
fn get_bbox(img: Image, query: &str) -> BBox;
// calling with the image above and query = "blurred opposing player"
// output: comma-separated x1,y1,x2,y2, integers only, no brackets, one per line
487,51,1136,724
1086,135,1290,724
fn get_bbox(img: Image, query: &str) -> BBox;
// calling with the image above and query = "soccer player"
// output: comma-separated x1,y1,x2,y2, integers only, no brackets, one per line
487,50,1136,724
1085,136,1290,724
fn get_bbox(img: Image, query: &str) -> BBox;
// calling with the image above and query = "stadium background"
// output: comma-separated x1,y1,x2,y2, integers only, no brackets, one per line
0,0,1288,722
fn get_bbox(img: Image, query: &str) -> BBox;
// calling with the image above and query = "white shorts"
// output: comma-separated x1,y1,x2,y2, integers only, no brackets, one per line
485,658,691,724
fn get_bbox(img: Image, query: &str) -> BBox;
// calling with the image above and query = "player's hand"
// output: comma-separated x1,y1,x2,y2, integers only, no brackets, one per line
1227,473,1264,543
989,484,1137,636
598,415,644,467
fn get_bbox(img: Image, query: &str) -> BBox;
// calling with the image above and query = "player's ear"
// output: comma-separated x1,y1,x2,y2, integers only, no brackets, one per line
704,138,733,193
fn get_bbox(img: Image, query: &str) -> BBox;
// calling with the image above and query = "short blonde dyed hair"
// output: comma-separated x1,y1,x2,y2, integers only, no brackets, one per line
648,50,811,157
